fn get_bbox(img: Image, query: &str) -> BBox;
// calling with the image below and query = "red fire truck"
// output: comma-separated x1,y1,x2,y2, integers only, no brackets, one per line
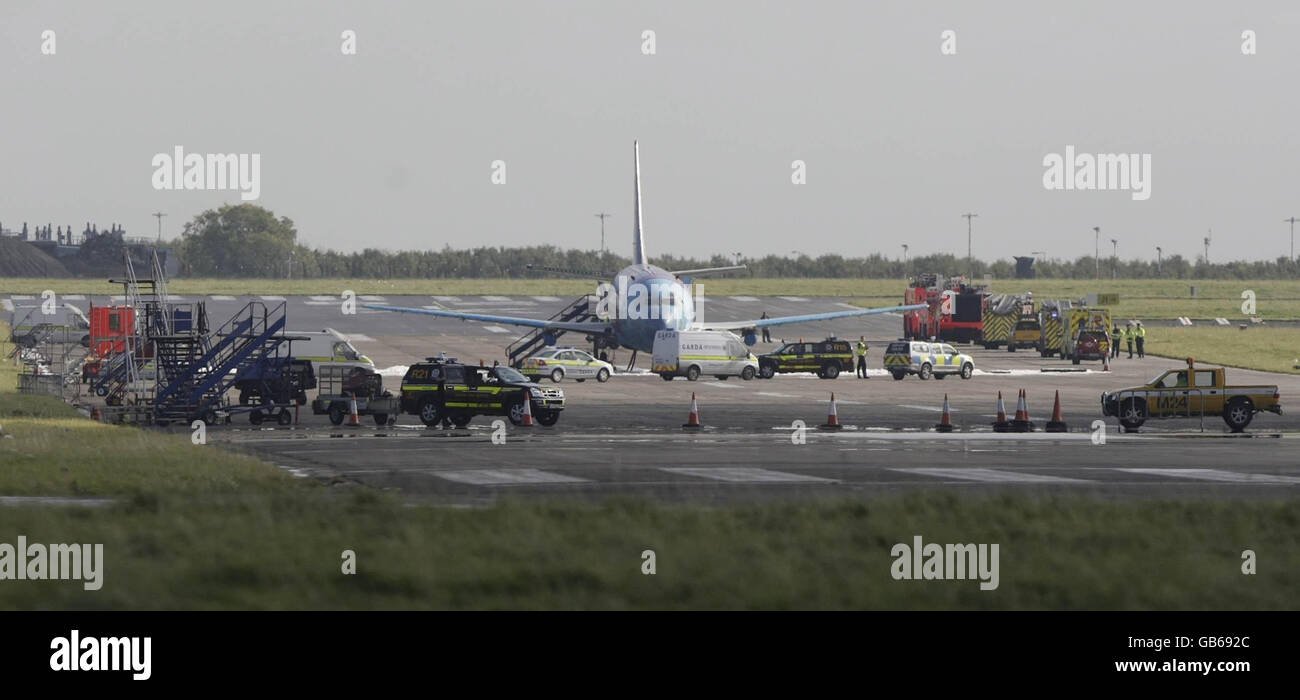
902,274,988,344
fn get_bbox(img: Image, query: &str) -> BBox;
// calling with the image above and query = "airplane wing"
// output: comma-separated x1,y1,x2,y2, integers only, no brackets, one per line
363,303,612,334
697,303,927,331
670,265,748,277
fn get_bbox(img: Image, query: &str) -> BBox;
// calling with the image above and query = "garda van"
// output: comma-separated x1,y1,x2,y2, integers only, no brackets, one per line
651,330,758,381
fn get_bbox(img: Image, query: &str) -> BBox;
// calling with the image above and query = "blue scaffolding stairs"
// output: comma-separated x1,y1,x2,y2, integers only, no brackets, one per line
151,301,287,422
505,294,598,367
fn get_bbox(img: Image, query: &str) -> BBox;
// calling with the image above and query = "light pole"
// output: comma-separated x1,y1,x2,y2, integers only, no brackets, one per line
1286,217,1298,261
1204,231,1211,266
1155,246,1162,276
1093,226,1101,279
152,211,166,243
594,212,611,255
901,244,909,278
1110,238,1118,279
962,213,978,278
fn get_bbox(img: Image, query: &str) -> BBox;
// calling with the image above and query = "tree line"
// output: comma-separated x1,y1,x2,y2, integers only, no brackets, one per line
171,204,1300,280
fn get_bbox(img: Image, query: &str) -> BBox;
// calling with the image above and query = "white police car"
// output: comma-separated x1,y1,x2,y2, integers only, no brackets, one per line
883,340,975,380
519,347,614,383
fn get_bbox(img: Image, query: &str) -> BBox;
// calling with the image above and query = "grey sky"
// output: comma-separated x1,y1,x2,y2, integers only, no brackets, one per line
2,1,1297,263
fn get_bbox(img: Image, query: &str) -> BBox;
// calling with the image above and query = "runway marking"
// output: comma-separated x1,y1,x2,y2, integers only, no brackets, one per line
897,404,961,413
532,296,561,302
164,295,186,301
260,295,286,301
836,302,860,309
304,301,337,306
1115,468,1300,485
699,381,742,389
482,325,511,334
729,296,759,302
778,296,809,302
432,296,461,302
10,295,34,300
62,294,86,300
309,295,335,301
343,333,375,342
663,467,835,483
432,469,588,485
757,392,798,398
359,295,386,301
1,299,12,311
210,295,236,301
481,295,512,302
890,468,1089,484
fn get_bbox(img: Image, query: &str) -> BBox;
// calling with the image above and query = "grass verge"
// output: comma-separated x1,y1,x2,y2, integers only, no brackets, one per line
1143,326,1300,375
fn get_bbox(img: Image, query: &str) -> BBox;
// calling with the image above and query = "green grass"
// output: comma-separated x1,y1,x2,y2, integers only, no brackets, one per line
0,490,1296,610
1144,326,1300,375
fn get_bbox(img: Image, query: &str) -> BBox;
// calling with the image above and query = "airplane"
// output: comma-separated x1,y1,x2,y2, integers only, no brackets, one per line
365,141,926,364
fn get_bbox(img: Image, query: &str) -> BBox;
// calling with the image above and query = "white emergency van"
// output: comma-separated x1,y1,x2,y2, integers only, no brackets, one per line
288,329,374,371
651,330,758,381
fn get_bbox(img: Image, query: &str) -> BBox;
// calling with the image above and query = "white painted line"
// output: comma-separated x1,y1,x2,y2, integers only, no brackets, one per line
210,295,236,301
729,295,759,302
164,295,186,301
836,302,860,309
61,294,85,300
309,295,335,301
482,325,511,334
433,469,588,485
260,295,286,301
897,404,959,413
778,296,809,302
532,296,561,302
891,468,1088,484
1116,468,1300,485
481,295,511,302
699,381,741,389
343,334,375,342
432,296,461,302
663,467,835,483
756,391,798,398
359,295,385,301
303,301,337,306
10,295,34,300
1,299,12,312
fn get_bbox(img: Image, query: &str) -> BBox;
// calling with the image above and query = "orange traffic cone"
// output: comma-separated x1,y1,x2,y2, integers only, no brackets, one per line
348,392,361,426
934,394,954,433
1046,390,1068,432
1103,352,1110,372
992,391,1011,432
520,396,535,427
682,392,702,429
1011,389,1035,432
820,392,843,430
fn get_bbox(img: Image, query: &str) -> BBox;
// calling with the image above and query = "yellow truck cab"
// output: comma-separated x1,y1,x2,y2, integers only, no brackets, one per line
1100,359,1281,432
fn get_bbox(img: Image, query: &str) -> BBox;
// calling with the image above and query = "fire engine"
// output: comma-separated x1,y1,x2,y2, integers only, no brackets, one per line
902,274,988,344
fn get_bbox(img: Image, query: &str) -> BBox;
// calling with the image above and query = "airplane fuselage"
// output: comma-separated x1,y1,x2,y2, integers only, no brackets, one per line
600,263,695,353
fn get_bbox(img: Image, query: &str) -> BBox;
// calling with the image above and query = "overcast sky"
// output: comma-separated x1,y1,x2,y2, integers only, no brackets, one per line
2,1,1297,263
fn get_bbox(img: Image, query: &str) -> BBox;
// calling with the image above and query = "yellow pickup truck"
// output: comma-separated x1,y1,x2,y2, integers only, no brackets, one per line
1100,360,1281,432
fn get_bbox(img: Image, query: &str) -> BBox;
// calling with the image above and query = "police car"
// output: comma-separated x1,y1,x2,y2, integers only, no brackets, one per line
883,340,975,380
519,347,613,383
400,357,565,426
756,338,855,379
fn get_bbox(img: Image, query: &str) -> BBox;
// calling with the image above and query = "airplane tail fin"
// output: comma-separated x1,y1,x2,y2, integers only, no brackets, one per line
632,140,647,266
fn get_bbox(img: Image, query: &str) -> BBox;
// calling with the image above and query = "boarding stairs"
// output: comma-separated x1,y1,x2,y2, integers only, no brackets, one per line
505,294,598,367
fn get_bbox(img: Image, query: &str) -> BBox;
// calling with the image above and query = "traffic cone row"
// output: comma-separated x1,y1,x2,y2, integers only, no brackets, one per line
682,392,701,430
820,393,843,430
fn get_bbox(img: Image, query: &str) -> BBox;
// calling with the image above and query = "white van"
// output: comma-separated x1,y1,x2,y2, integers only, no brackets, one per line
287,329,374,371
651,330,758,381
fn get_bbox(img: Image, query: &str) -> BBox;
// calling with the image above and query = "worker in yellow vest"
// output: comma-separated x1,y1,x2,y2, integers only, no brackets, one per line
1135,322,1145,358
855,336,869,379
1110,325,1122,359
1124,323,1135,359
